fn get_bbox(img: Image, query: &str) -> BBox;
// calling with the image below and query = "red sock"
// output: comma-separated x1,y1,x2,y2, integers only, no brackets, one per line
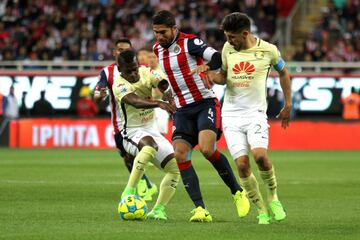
207,150,220,162
177,161,192,171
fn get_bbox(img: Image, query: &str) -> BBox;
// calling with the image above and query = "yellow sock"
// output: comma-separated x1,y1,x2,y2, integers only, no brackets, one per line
259,167,279,203
239,173,268,214
156,159,180,206
127,146,156,189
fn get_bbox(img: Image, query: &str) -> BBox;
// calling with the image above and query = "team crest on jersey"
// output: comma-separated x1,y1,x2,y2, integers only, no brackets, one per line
233,61,255,75
117,83,127,93
254,51,264,59
174,44,181,54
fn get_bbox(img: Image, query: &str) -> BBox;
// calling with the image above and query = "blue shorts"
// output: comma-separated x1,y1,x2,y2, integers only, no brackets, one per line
172,98,222,147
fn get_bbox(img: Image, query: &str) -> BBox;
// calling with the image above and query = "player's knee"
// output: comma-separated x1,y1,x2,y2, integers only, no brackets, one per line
139,136,158,151
237,158,249,171
199,147,214,159
174,149,188,162
254,153,268,168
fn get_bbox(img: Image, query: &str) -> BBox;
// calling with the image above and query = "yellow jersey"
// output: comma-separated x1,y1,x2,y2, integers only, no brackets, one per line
221,38,285,116
112,66,163,129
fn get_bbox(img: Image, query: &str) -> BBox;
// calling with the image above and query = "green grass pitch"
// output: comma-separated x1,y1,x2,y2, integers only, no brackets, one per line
1,149,359,240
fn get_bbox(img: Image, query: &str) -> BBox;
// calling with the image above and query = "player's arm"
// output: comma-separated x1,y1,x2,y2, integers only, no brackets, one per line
187,38,222,87
271,46,292,129
277,67,292,129
157,79,174,102
207,69,227,85
122,93,176,114
93,70,108,103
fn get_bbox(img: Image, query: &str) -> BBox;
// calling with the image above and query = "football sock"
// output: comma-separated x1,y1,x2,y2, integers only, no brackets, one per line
156,158,180,206
207,150,242,194
259,167,279,203
239,173,268,214
120,151,152,188
126,146,156,189
178,161,205,208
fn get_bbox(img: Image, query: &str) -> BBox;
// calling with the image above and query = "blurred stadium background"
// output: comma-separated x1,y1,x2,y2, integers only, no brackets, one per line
0,0,359,239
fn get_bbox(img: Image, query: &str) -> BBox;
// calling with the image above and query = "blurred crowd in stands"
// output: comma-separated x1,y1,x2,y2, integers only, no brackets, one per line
0,0,291,62
292,0,360,62
0,0,358,62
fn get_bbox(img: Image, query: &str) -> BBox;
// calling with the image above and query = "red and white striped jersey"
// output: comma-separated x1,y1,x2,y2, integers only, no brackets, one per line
153,32,218,108
95,63,122,133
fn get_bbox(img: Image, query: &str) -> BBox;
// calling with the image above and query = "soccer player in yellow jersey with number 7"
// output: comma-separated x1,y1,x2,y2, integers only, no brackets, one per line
197,12,292,224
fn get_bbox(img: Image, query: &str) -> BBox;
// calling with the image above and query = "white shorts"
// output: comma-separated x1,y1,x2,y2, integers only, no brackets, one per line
222,114,269,159
122,124,174,169
154,108,169,134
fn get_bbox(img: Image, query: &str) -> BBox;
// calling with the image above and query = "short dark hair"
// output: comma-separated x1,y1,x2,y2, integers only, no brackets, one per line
117,49,136,66
152,10,176,27
115,38,132,46
221,12,251,33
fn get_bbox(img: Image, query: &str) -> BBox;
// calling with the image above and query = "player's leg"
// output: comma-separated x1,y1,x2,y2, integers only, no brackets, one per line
198,129,242,194
251,148,286,221
235,155,270,224
114,132,155,198
248,117,286,222
147,134,180,220
121,133,158,198
172,108,211,222
173,139,211,222
197,100,242,195
197,100,249,217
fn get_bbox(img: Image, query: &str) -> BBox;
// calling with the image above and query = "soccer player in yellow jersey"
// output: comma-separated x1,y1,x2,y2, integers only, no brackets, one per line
113,50,179,220
201,12,291,224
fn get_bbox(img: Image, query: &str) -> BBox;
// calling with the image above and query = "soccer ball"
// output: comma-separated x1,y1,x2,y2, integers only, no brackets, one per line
118,195,148,220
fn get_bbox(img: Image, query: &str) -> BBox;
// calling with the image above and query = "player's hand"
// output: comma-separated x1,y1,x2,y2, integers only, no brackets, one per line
190,64,214,89
162,89,173,102
190,64,210,75
203,71,216,89
99,87,108,98
158,101,176,115
276,104,292,129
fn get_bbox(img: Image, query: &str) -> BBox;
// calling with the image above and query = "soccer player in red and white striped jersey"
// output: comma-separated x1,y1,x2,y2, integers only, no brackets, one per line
93,38,157,201
152,10,250,222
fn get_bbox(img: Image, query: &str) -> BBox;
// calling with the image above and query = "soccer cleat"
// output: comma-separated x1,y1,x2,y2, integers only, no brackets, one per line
233,190,250,218
143,183,158,202
137,179,148,197
146,204,167,220
257,212,271,225
269,200,286,221
189,206,212,222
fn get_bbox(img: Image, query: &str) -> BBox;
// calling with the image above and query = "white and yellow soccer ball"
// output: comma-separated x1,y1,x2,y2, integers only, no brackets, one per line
118,195,148,220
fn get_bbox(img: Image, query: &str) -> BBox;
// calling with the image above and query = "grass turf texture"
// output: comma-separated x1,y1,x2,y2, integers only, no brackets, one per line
1,149,359,240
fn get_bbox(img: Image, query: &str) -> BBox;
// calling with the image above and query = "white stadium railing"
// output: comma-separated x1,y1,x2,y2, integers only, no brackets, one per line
0,61,359,74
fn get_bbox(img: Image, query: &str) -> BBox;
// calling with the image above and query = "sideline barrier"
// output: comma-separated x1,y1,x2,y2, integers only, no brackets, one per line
9,119,360,150
1,73,360,116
